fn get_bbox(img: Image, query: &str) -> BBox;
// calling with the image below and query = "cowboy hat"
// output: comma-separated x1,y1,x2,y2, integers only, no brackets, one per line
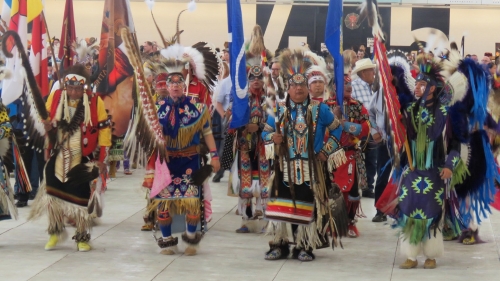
351,58,376,76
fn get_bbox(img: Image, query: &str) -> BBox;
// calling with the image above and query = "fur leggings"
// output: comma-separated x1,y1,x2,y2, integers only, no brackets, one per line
400,230,444,260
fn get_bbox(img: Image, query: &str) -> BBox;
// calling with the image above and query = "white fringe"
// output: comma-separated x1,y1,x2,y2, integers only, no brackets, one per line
230,152,240,195
265,143,275,160
327,149,347,171
295,222,322,250
265,221,292,243
83,93,92,126
238,197,253,219
29,182,93,234
250,179,260,198
0,138,9,158
0,174,18,220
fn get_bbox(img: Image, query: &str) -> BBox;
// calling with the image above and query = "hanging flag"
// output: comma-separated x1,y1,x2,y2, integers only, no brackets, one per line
325,0,344,109
227,0,249,129
59,0,76,69
29,12,49,97
94,0,135,137
1,0,28,105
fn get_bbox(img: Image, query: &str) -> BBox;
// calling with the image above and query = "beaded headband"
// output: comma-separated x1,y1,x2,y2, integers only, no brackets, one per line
64,74,86,86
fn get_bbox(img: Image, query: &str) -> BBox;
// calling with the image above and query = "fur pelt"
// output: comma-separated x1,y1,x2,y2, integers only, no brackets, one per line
248,25,266,57
190,165,213,186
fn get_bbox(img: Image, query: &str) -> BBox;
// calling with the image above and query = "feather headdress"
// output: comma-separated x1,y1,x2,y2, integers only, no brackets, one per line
387,50,415,95
159,44,190,76
191,42,220,89
279,48,312,86
159,43,220,92
245,25,271,78
416,54,444,85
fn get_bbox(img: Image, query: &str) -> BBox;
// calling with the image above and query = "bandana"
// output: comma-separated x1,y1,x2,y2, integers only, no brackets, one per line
308,75,325,85
156,73,169,90
167,73,185,83
64,74,86,86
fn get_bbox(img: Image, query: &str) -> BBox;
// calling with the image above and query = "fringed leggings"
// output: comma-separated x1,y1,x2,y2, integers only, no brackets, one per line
143,199,156,224
400,230,444,260
47,204,92,238
157,210,200,239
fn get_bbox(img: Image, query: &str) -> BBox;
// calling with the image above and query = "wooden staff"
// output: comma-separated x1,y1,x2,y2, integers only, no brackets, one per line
41,11,63,89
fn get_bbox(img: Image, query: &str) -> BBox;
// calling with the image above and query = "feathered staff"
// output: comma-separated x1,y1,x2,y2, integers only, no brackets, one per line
360,0,407,169
120,27,168,164
175,0,196,44
121,27,172,198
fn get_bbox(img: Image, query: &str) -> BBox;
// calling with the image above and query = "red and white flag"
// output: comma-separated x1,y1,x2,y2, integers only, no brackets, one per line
1,0,43,105
2,0,28,105
29,12,49,97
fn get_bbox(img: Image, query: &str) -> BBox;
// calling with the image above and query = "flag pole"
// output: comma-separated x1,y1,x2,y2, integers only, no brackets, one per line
41,11,63,89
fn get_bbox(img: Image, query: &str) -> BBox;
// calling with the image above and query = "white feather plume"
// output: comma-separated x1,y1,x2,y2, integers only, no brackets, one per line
145,0,155,11
424,31,437,54
187,0,196,12
387,50,416,94
160,44,185,61
183,46,206,81
359,1,384,40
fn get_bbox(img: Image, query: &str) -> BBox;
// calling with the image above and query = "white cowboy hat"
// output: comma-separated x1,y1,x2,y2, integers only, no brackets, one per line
351,58,376,76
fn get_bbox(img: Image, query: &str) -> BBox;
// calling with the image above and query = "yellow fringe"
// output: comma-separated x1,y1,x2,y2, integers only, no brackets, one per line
164,107,210,149
147,197,201,216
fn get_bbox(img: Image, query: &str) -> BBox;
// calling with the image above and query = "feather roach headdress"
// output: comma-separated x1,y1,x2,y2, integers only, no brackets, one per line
159,44,189,78
415,54,444,89
279,48,313,88
159,42,220,93
387,50,416,97
191,41,220,90
245,25,273,79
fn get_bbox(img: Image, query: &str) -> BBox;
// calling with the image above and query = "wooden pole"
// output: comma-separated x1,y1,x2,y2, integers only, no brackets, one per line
41,11,63,89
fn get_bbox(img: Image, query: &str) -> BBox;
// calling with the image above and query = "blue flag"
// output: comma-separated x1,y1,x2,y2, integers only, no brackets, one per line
227,0,249,129
325,0,344,109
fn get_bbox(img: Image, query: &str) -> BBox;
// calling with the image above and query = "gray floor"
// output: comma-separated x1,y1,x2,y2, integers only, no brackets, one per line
1,169,499,281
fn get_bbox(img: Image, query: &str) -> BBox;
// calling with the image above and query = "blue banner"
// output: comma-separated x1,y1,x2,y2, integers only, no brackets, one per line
227,0,249,129
325,0,344,109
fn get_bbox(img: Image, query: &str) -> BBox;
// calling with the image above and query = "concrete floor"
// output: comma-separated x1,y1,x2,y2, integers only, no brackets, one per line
1,170,499,281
